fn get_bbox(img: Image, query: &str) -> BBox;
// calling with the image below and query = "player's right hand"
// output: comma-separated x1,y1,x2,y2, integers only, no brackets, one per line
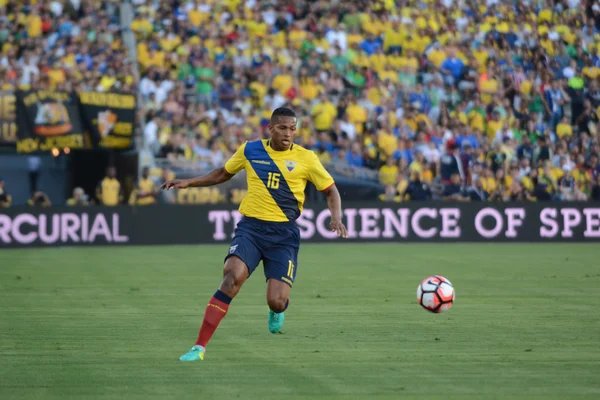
160,179,190,190
330,219,348,239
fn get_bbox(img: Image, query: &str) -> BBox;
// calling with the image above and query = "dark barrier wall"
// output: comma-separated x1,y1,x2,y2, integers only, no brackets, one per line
0,154,68,205
1,202,600,247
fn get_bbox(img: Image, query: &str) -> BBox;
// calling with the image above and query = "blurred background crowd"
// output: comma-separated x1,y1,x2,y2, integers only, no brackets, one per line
2,0,600,206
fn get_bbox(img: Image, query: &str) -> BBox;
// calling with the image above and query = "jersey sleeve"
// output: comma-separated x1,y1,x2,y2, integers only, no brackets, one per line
308,151,335,191
224,142,247,175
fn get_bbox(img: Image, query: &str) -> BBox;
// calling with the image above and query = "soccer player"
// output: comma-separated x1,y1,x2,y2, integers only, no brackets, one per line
161,107,348,361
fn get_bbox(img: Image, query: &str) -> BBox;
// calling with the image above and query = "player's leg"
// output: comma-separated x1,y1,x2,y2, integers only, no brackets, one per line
180,234,261,361
266,278,291,313
266,278,291,334
263,245,298,334
193,256,248,348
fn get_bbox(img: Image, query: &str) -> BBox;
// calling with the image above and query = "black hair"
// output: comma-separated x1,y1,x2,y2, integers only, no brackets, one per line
271,107,296,122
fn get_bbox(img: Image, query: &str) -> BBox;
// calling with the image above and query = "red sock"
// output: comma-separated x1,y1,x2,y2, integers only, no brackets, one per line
195,290,231,348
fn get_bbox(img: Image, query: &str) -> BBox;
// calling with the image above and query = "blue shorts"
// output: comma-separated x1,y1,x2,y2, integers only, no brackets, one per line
225,216,300,287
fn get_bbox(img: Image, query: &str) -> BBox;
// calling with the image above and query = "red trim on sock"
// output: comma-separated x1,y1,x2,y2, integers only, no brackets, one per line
195,296,230,347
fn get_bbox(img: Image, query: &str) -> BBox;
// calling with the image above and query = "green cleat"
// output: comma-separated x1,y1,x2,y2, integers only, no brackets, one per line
268,310,284,334
179,345,205,361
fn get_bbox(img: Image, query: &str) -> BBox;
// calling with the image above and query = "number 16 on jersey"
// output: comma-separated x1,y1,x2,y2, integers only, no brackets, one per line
267,172,280,189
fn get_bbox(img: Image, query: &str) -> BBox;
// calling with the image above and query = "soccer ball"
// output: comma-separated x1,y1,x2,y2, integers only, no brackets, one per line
417,275,455,313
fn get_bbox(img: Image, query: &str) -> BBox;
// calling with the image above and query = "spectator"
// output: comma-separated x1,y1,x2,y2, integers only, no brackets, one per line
144,113,160,151
27,191,52,208
312,92,338,133
467,177,489,202
443,173,469,202
507,179,531,201
346,142,364,168
404,171,432,201
194,57,216,108
379,158,398,186
96,167,122,206
209,141,225,168
0,178,12,207
487,142,507,175
517,135,534,163
576,99,599,135
218,79,237,112
360,33,382,56
159,133,186,160
67,188,90,206
440,141,465,184
129,167,158,206
534,136,552,166
325,23,348,52
480,165,497,194
559,164,587,201
545,79,570,130
379,183,400,202
440,48,465,86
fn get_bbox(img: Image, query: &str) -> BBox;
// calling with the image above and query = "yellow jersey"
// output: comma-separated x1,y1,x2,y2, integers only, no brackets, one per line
67,197,88,206
99,177,121,206
312,102,337,131
379,164,398,185
136,177,157,205
225,140,334,222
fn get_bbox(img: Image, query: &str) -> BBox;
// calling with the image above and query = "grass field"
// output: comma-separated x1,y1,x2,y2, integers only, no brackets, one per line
1,243,600,400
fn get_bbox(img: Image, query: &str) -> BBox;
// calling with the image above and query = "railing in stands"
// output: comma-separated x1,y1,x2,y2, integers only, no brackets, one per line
153,158,380,182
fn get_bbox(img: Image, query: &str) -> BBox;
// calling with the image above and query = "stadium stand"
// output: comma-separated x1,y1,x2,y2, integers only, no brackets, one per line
0,0,134,93
2,0,600,204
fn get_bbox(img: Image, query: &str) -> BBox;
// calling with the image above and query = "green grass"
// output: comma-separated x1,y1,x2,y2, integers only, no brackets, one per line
1,244,599,400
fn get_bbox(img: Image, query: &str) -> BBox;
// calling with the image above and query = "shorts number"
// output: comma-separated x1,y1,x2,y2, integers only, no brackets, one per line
267,172,280,189
287,260,295,278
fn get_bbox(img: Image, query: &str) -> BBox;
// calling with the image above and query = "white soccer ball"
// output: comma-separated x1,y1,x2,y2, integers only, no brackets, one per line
417,275,455,313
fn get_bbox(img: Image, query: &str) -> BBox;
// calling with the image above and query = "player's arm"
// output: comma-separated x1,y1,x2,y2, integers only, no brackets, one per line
321,184,348,238
161,143,247,190
160,167,234,190
309,152,348,238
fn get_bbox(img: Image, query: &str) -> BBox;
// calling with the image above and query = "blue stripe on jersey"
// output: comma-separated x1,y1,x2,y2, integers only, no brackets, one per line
244,140,300,221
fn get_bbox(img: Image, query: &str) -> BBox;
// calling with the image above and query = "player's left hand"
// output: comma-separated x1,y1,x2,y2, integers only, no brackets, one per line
160,179,189,190
330,219,348,239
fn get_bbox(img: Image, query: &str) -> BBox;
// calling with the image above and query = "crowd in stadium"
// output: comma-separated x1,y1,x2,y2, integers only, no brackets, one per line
3,0,600,205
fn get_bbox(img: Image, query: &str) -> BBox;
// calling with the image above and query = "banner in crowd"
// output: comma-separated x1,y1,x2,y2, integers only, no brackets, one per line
15,90,87,153
0,91,16,147
13,90,137,153
1,203,599,247
78,92,136,150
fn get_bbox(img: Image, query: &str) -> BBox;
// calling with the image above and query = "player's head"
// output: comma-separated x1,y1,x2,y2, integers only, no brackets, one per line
107,166,117,178
269,107,296,151
142,166,150,178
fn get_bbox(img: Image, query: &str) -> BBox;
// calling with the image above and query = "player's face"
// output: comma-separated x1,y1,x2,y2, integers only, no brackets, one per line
269,116,296,151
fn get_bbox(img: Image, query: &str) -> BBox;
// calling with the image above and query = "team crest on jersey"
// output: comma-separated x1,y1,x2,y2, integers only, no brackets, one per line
229,245,238,254
285,160,297,172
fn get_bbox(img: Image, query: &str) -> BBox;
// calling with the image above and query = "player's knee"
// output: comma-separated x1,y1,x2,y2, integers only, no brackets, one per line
221,260,247,297
267,296,287,313
220,271,244,297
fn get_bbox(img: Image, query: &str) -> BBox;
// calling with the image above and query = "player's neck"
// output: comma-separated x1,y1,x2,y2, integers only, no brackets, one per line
267,139,292,152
